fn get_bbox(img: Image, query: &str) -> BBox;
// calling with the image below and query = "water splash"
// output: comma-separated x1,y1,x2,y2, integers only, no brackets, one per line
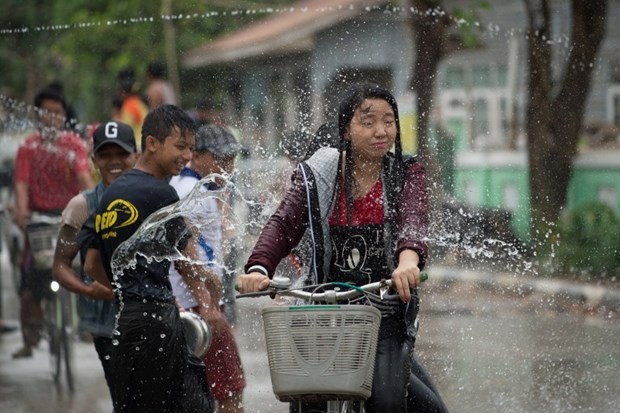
110,172,278,287
0,2,574,50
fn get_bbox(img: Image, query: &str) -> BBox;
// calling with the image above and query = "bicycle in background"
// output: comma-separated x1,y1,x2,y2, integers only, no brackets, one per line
27,212,76,392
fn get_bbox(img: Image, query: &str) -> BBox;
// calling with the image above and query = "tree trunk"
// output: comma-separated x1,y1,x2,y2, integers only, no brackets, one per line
161,0,182,106
525,0,607,248
409,0,450,201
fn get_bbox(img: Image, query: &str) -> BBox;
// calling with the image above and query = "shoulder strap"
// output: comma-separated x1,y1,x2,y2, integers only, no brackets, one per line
388,154,417,202
298,162,324,285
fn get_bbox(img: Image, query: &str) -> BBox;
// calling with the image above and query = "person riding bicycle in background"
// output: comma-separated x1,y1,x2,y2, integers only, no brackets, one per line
52,120,138,405
236,83,449,413
12,87,94,359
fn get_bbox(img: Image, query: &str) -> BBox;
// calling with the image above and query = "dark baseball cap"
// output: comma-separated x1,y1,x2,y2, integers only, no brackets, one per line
195,124,242,158
92,121,137,153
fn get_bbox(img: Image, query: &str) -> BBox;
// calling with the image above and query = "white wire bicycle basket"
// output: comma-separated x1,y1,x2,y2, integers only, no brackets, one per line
26,214,62,271
262,304,381,402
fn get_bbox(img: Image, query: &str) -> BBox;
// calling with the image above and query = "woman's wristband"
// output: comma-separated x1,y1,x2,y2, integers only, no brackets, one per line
247,265,269,277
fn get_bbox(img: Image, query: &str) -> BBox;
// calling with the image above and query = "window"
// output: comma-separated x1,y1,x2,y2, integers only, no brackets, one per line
503,183,519,212
608,60,620,126
500,97,511,138
598,186,617,212
472,97,489,140
444,67,466,89
496,65,508,87
608,85,620,126
472,65,491,87
270,73,285,132
439,63,514,150
609,59,620,84
465,180,479,205
293,70,312,129
448,97,465,110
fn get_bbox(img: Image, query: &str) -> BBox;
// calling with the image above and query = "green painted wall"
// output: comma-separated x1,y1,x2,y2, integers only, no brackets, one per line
567,169,620,212
454,167,531,240
453,163,620,242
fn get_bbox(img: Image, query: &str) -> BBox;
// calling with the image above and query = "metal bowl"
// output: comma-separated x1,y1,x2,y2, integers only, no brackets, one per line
180,311,212,358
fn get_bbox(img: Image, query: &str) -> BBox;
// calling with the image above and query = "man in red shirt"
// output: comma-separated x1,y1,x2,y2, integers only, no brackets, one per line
12,87,93,358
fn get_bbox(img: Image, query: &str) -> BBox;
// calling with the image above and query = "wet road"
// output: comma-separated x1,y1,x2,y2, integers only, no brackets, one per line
1,263,619,412
417,283,620,413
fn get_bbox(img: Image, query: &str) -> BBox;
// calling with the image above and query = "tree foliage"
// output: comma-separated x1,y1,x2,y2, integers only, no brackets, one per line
555,202,620,279
0,0,296,122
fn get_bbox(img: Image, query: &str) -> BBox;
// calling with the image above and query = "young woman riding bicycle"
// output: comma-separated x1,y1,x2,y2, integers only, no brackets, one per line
237,83,449,413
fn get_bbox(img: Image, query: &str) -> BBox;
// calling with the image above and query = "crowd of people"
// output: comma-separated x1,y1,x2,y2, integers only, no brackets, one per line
3,68,448,413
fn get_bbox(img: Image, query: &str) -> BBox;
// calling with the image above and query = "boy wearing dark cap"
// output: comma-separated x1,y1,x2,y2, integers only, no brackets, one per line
52,120,138,406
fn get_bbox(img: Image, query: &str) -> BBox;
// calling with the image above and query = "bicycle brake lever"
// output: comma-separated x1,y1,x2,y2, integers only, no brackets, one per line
379,286,389,300
271,276,292,289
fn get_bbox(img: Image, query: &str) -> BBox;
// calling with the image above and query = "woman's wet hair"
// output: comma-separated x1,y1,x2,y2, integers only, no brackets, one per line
302,121,339,161
335,83,404,226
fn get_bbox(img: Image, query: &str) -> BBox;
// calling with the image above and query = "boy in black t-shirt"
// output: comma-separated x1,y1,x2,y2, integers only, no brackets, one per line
84,105,221,413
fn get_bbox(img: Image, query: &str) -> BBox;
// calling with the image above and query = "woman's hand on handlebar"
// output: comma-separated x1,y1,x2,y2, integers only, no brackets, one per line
236,272,270,293
392,249,423,302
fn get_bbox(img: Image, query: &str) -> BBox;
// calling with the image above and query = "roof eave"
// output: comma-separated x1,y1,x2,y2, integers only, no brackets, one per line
182,1,384,68
184,36,314,68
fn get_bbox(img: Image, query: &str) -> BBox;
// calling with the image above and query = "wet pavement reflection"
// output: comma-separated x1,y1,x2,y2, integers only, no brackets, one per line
2,270,619,412
417,282,620,413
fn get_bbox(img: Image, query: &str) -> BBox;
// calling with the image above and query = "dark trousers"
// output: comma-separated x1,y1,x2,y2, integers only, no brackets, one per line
93,336,116,407
112,301,213,413
366,333,449,413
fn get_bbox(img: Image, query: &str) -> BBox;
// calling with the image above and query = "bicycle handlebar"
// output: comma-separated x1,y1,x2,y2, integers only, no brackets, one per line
235,272,428,304
28,212,62,225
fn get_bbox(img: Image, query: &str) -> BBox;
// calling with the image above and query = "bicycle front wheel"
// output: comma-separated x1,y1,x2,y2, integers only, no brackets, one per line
45,296,62,383
60,288,75,392
291,400,364,413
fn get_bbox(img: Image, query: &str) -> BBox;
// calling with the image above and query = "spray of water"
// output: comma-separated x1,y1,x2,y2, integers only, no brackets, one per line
0,5,616,412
